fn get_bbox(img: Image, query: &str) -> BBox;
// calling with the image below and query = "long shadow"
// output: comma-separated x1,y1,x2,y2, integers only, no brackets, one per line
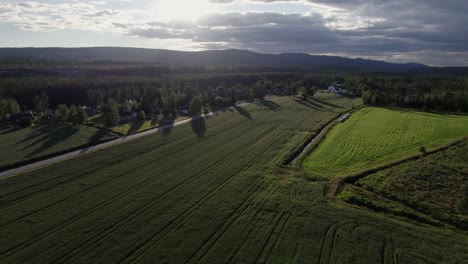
89,129,110,143
191,116,206,139
234,106,252,119
26,126,79,157
311,97,344,109
151,116,160,127
161,116,175,137
0,127,23,135
256,100,282,112
15,125,58,146
127,120,145,135
293,98,323,111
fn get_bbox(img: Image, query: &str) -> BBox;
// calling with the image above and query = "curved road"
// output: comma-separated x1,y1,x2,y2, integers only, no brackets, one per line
0,107,235,181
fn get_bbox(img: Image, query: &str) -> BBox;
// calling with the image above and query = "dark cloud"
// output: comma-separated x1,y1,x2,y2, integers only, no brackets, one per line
126,3,468,65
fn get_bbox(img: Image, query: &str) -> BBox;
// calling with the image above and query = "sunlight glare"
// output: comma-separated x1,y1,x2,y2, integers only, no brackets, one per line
157,0,216,21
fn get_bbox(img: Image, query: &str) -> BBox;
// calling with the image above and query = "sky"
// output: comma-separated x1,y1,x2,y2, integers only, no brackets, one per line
0,0,467,66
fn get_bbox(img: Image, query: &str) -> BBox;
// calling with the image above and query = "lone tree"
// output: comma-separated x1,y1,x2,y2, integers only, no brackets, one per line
54,104,70,123
301,86,316,100
190,96,202,115
73,106,88,126
103,99,119,127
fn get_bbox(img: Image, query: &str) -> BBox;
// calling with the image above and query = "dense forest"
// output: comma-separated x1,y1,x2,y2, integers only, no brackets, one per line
1,62,467,127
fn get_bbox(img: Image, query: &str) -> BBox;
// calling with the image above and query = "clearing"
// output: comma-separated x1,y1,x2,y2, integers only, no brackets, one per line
302,107,468,177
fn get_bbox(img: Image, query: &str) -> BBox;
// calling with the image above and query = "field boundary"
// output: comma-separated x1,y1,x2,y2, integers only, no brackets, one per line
0,134,118,174
0,99,274,180
285,105,365,167
327,136,468,200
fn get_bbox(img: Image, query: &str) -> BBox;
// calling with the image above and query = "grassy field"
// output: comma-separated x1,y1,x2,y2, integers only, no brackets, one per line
111,115,190,135
0,125,116,169
339,139,468,229
302,107,468,177
0,95,466,263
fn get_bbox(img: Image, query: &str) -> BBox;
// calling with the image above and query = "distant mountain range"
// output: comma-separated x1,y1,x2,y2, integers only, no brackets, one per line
0,47,439,72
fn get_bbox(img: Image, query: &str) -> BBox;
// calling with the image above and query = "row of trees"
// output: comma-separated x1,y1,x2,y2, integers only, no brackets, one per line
53,104,88,126
1,71,467,120
0,98,20,123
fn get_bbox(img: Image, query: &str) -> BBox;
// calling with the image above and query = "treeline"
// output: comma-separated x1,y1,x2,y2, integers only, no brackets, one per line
0,73,308,112
343,74,468,112
0,70,467,121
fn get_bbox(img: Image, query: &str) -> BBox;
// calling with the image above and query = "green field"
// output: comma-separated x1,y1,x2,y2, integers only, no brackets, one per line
111,115,190,135
302,107,468,177
0,125,115,169
339,139,468,229
0,95,466,263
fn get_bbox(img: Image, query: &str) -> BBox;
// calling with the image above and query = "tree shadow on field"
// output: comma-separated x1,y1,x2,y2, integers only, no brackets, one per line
0,126,22,135
127,120,145,135
256,100,282,111
25,126,79,157
191,116,206,139
89,129,110,142
293,98,323,111
161,116,175,137
311,97,344,109
151,116,160,127
15,124,56,146
234,106,252,119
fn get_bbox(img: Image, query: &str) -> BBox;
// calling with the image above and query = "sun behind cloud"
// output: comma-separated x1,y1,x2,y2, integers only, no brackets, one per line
156,0,217,21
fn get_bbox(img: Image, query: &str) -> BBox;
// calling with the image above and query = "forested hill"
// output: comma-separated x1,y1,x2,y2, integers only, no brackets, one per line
0,47,427,72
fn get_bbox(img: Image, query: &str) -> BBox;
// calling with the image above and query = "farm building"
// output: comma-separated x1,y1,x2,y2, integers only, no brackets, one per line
327,86,348,94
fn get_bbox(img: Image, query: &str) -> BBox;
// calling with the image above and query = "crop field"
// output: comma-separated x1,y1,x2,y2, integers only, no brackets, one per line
339,139,468,229
0,95,466,263
302,107,468,177
112,115,190,135
0,125,115,169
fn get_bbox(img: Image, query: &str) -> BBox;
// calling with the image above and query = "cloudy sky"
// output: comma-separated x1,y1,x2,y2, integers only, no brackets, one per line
0,0,467,66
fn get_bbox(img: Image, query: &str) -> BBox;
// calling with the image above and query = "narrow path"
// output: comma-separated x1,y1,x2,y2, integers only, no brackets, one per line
0,106,243,180
289,112,351,166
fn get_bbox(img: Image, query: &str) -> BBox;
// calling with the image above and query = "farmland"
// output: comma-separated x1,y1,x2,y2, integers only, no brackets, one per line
0,125,116,170
0,94,466,263
302,107,468,177
339,139,468,229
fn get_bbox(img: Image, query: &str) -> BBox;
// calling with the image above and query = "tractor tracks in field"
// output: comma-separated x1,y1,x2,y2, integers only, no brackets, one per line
115,127,279,264
0,117,245,212
48,125,278,263
0,122,272,261
317,220,396,264
0,105,250,181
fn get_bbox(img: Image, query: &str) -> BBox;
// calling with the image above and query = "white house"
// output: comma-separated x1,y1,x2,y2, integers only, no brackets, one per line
327,85,348,94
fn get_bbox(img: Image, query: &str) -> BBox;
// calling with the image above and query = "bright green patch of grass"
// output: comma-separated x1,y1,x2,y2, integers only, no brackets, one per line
302,107,468,177
0,125,115,169
0,96,465,263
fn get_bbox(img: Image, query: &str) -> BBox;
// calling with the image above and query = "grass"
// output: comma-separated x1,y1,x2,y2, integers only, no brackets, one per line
111,115,190,135
339,139,468,229
0,124,116,169
0,95,466,263
302,107,468,177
